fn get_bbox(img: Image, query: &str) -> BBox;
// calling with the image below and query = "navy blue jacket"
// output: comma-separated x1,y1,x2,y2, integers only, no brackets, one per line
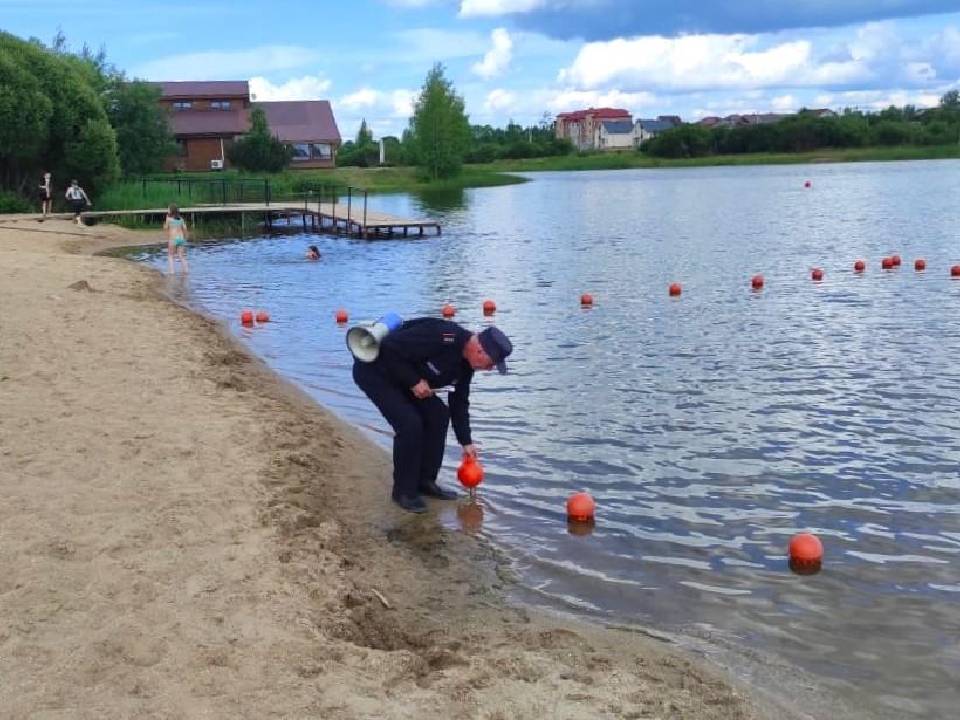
376,318,475,445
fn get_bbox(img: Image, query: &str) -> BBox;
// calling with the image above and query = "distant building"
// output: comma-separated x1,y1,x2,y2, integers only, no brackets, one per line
155,81,341,171
595,120,639,150
256,101,341,169
697,113,791,129
555,108,632,150
636,116,681,142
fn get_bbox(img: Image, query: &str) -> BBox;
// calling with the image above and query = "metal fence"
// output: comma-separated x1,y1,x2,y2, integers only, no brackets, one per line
136,177,272,205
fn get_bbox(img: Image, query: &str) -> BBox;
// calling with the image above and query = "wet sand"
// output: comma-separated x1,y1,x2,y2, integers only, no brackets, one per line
0,218,794,719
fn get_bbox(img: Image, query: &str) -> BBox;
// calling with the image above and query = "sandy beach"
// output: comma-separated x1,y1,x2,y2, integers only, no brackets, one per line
0,219,786,719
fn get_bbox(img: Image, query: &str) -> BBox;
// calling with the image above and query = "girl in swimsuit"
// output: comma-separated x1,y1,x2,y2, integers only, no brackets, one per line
163,204,190,275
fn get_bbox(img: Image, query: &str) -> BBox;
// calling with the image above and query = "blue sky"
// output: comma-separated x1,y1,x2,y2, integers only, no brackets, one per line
3,0,960,139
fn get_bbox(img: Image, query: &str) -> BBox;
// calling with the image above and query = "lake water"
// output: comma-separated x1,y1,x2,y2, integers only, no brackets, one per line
138,161,960,719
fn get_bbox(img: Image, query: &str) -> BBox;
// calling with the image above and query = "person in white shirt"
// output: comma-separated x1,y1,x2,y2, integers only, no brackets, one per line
38,172,52,221
64,179,91,226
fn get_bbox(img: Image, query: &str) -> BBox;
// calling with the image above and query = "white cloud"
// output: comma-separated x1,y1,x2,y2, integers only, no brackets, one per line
472,28,513,79
821,88,942,110
770,94,797,112
391,90,417,118
556,21,960,96
484,88,517,111
340,88,381,109
133,45,320,81
545,89,658,114
460,0,545,16
558,34,849,91
249,75,332,101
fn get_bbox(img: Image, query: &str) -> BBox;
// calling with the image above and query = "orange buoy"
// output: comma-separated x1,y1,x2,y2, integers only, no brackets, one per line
751,274,764,290
891,254,902,267
482,299,497,315
580,293,594,306
240,309,254,325
915,258,926,271
457,455,484,489
566,491,596,523
255,310,270,323
881,257,894,270
441,303,456,318
854,260,866,273
788,533,823,573
668,282,682,297
804,180,812,188
335,308,349,324
952,265,960,278
811,268,824,281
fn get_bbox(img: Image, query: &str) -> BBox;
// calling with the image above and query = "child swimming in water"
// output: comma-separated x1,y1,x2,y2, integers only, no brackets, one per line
305,245,321,260
164,204,190,275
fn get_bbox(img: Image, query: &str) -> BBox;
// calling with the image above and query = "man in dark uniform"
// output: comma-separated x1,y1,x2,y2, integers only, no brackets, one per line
352,318,513,513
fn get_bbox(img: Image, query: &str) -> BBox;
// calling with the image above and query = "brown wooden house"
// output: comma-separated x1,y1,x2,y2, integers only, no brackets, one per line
157,81,251,171
156,81,342,171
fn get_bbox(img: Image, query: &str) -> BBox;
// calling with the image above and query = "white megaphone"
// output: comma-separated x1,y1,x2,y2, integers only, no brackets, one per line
346,312,403,362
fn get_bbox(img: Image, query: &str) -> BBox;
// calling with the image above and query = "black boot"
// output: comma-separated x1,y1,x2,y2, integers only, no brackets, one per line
419,482,458,500
393,493,428,513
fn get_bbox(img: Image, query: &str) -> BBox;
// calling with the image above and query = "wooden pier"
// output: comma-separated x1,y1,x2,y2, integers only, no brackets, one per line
10,201,442,239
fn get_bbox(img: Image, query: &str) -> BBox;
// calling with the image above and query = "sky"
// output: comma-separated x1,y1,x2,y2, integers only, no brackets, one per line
3,0,960,140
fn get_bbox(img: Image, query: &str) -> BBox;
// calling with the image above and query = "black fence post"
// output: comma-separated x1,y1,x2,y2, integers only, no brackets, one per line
142,177,147,198
221,179,226,205
264,179,270,206
346,186,352,231
363,189,368,230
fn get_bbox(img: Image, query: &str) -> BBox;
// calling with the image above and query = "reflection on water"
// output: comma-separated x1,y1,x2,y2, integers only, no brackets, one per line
140,161,960,719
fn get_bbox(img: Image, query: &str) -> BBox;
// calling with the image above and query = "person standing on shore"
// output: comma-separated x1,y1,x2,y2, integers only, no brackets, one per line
352,317,512,513
163,204,190,275
64,180,91,226
38,172,52,221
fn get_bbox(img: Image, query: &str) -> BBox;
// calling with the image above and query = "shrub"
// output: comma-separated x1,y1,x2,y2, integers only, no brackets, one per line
0,191,32,214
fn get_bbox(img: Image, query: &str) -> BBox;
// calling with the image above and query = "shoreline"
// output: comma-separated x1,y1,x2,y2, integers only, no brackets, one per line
0,218,803,719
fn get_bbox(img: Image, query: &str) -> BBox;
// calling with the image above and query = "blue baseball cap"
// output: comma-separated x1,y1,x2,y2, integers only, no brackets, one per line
478,326,513,374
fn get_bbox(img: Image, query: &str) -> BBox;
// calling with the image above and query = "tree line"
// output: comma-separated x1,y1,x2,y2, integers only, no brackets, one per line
644,94,960,158
0,31,174,211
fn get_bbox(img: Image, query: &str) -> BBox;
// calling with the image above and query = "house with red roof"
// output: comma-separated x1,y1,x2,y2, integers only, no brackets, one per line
555,108,632,150
155,81,341,171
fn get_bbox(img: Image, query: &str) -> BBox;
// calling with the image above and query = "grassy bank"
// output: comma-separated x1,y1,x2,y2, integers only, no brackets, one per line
483,143,960,173
96,166,525,211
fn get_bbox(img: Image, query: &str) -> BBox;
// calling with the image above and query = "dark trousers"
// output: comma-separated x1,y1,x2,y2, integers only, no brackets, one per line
353,361,450,499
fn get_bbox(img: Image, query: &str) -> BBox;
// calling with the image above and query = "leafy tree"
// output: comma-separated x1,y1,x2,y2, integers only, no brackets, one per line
0,31,118,200
940,89,960,110
409,63,471,179
103,79,175,176
227,107,292,172
63,117,120,193
381,135,407,165
338,119,380,166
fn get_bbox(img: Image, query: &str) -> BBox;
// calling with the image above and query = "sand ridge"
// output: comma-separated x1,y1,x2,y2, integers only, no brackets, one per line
0,219,783,719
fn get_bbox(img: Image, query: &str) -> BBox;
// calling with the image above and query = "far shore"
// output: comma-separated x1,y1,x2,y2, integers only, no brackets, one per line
76,142,960,214
0,216,819,719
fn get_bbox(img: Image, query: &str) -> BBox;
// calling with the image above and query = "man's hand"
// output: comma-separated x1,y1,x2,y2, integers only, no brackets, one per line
462,444,478,459
411,379,433,399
